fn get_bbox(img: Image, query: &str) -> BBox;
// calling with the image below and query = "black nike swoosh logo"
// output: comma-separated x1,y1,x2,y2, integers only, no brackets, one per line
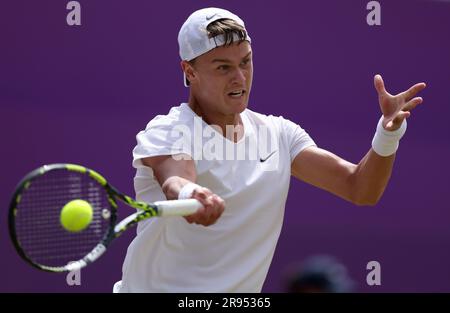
206,14,217,21
260,150,277,162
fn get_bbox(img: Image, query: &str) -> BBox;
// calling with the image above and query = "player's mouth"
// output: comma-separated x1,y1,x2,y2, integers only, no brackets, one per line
227,89,246,99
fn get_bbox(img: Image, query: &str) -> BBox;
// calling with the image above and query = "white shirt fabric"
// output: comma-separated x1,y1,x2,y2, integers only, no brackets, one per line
115,103,316,292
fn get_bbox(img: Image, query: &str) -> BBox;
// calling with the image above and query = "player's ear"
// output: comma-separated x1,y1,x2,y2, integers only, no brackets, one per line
181,60,197,85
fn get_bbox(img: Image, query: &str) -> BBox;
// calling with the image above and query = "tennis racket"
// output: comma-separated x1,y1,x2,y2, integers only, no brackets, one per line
8,163,202,273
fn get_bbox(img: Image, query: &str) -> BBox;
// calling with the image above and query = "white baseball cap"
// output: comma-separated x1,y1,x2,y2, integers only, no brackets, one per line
178,7,252,87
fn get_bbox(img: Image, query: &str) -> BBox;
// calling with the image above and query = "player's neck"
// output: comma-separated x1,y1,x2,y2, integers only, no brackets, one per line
188,97,244,143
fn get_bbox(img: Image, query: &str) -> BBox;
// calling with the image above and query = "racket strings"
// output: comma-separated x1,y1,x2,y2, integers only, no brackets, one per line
14,170,111,269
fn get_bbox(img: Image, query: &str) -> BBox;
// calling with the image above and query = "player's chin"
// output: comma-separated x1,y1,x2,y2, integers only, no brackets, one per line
225,95,248,113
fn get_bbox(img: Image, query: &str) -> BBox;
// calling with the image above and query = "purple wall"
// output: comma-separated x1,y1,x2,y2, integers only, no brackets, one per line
1,0,449,292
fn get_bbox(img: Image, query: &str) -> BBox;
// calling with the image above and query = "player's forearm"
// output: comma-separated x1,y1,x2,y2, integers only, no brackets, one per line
351,149,396,206
141,154,198,200
350,116,408,205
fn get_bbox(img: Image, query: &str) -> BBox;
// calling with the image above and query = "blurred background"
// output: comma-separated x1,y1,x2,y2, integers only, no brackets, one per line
1,0,449,292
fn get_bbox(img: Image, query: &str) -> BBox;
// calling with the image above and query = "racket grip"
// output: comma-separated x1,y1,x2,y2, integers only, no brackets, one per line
155,199,203,217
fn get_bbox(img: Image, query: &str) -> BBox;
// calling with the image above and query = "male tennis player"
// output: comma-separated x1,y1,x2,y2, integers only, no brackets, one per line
114,7,426,292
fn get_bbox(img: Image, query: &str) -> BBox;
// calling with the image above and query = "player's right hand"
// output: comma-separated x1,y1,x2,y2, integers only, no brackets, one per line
184,186,225,226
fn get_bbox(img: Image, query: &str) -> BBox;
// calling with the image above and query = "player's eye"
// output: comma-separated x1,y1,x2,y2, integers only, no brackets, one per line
241,59,250,66
217,65,229,71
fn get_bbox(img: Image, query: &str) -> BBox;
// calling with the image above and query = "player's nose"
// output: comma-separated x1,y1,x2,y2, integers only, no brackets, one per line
231,67,246,85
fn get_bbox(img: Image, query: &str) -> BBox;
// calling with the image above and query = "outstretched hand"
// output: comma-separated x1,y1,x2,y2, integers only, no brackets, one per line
374,74,426,131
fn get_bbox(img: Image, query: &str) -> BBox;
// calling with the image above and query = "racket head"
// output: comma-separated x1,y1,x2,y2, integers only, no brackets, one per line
8,164,117,272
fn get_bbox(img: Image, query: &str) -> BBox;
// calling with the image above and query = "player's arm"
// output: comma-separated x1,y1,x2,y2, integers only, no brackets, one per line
141,154,225,226
292,74,426,206
291,146,395,206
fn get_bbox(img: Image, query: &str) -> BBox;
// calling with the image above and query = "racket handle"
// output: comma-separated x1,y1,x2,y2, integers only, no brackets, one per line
154,199,203,217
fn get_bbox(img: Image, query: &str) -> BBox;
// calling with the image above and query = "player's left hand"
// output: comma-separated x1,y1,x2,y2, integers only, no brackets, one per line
374,74,426,131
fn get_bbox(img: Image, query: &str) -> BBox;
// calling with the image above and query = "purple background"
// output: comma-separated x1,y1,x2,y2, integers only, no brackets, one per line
1,0,449,292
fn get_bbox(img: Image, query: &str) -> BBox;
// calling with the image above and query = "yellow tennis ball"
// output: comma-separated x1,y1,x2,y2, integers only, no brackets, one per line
60,199,93,232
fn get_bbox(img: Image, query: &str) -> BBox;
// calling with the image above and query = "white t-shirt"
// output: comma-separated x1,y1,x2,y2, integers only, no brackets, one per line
115,103,316,292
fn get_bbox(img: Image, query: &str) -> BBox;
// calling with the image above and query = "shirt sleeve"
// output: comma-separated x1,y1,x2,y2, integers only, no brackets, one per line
132,117,193,169
279,116,317,161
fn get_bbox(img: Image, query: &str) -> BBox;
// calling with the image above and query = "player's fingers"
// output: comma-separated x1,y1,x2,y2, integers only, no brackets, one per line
191,196,213,224
185,211,209,225
184,198,206,223
209,196,226,224
374,74,387,96
400,82,426,101
198,195,225,226
395,110,410,123
207,206,222,224
188,191,224,226
191,189,213,210
402,97,423,112
213,195,225,214
386,111,410,130
192,188,208,200
203,201,214,220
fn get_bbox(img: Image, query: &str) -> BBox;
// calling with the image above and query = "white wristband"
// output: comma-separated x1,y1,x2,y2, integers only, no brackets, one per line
178,183,201,200
371,116,407,157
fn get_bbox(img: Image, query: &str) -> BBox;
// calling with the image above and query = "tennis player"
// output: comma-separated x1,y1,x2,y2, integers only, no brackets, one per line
114,7,426,292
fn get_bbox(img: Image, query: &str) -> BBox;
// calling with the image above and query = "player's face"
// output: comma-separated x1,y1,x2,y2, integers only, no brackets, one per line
189,41,253,116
